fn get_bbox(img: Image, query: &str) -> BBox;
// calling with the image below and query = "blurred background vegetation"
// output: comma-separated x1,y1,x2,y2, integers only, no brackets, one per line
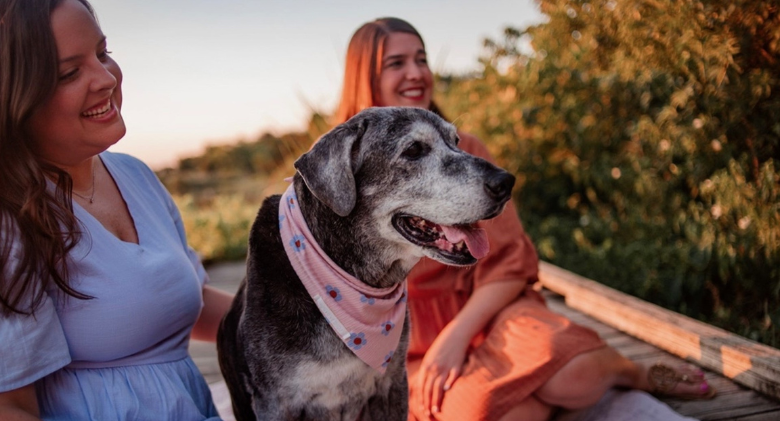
158,0,779,346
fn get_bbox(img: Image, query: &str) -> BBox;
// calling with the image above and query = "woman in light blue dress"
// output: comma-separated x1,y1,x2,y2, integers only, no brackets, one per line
0,0,234,419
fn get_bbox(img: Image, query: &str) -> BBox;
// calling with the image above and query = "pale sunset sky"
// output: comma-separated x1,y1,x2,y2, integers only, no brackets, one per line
93,0,545,169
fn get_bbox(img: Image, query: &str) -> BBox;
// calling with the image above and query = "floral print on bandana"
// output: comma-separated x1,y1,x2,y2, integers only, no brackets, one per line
286,193,297,209
381,321,395,336
290,235,306,252
382,351,394,368
348,332,367,350
326,285,343,302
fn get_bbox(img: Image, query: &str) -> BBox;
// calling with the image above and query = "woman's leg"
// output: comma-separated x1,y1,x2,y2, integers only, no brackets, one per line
497,395,553,421
533,346,710,410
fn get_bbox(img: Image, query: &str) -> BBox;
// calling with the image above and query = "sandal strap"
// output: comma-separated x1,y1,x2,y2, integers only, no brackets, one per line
647,363,680,394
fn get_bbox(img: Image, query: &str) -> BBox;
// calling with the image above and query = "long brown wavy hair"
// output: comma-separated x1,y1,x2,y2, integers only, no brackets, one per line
0,0,95,315
332,17,446,125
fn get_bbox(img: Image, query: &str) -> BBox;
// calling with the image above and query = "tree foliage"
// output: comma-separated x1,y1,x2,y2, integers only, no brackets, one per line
437,0,779,345
157,113,324,197
157,114,328,264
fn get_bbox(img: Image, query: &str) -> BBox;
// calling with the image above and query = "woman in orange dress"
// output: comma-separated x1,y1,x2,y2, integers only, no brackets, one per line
332,17,714,421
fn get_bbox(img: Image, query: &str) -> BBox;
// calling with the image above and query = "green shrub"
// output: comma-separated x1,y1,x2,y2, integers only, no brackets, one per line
173,193,259,264
437,0,780,345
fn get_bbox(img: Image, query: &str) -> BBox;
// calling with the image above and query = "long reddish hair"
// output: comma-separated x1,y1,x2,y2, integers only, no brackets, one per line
333,17,445,125
0,0,96,315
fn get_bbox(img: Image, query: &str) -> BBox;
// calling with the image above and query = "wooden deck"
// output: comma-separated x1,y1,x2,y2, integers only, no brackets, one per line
539,262,780,420
192,260,780,420
543,291,780,420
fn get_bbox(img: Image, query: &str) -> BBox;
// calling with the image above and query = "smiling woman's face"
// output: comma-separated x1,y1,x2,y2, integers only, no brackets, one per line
376,32,433,110
27,0,125,166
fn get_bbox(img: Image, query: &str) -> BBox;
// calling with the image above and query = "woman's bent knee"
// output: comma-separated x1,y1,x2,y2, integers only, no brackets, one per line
535,347,621,408
498,395,553,421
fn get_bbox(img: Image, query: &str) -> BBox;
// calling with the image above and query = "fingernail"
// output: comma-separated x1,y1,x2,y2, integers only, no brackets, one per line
433,406,439,413
701,382,710,392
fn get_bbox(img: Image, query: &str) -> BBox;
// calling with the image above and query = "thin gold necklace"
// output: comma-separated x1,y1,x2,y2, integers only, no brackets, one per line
72,159,97,204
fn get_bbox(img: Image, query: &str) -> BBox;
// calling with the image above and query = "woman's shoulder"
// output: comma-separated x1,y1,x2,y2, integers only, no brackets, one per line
100,151,173,206
100,151,161,186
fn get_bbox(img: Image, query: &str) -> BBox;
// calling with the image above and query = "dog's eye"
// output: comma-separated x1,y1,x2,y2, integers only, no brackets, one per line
402,142,429,160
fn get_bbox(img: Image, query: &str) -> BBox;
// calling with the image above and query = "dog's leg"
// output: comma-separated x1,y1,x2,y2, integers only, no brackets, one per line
338,404,364,421
362,374,409,421
386,374,410,421
363,313,410,421
217,281,259,421
250,394,284,421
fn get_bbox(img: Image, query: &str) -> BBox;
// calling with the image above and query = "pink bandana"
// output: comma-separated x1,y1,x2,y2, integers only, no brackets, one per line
279,184,407,373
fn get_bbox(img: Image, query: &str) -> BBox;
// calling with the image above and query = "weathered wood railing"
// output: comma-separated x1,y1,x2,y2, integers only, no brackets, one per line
538,261,780,401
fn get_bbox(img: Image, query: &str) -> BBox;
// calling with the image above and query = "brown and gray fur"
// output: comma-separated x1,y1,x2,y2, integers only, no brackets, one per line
217,107,515,421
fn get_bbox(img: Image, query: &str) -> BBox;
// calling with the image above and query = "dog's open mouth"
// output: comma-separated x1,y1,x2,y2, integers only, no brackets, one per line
392,214,489,265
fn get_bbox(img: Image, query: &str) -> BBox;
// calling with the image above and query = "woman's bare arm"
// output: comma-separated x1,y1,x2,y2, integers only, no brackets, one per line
0,385,41,421
190,285,235,342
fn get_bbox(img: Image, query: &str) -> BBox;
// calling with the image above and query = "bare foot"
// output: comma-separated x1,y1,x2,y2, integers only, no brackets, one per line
638,362,715,400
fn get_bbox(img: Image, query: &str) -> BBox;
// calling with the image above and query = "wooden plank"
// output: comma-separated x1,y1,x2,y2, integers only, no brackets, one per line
671,389,780,420
729,410,780,421
543,292,624,339
190,340,223,384
545,284,780,419
538,261,780,401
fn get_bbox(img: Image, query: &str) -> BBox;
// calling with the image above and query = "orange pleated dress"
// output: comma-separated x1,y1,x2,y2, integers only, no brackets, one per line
405,133,606,421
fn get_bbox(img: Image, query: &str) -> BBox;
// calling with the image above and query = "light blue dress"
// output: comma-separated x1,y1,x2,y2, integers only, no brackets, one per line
0,152,221,420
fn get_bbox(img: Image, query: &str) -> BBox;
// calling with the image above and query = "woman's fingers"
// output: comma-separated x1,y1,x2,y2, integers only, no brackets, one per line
420,367,461,419
443,367,460,392
431,373,447,415
420,370,434,418
432,367,460,417
421,368,444,420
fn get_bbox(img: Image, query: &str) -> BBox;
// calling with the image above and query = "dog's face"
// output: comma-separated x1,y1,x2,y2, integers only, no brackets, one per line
295,107,514,268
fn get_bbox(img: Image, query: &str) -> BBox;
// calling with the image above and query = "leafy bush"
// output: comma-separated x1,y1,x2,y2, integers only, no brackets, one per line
173,193,259,264
163,114,326,264
158,113,325,196
437,0,779,345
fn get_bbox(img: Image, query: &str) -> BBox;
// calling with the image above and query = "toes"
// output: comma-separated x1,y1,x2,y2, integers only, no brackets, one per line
646,362,715,399
675,370,713,398
680,364,706,383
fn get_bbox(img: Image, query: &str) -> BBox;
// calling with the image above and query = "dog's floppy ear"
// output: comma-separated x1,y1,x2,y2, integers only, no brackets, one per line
294,115,369,217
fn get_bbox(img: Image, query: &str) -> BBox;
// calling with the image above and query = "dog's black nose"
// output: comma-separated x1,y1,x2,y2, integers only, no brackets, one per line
484,171,515,202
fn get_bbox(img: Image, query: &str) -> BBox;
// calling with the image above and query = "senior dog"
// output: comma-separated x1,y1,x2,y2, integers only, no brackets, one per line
217,107,515,421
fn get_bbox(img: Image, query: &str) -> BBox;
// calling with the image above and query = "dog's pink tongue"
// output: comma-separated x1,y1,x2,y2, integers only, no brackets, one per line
441,225,490,259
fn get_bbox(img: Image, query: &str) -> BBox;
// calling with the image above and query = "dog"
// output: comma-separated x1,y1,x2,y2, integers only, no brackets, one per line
217,107,516,421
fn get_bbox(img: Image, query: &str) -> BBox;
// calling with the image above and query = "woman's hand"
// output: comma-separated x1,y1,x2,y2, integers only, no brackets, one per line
417,279,528,420
418,324,469,419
